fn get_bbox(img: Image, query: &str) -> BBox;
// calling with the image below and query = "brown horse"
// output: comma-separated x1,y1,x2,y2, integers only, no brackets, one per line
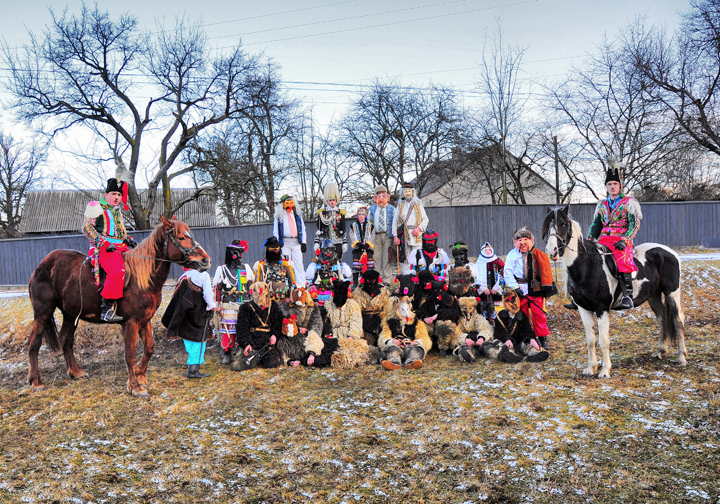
27,216,211,398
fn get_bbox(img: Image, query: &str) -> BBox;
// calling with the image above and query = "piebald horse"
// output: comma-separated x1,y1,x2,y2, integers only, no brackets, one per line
543,206,686,378
27,216,211,398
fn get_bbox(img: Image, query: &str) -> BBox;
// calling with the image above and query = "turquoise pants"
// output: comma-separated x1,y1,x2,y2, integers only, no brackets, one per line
184,339,207,365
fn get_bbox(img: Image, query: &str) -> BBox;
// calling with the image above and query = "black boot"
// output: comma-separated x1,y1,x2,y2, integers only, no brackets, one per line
616,273,634,310
564,301,578,310
538,337,550,350
222,349,232,365
100,298,123,323
526,351,550,363
459,347,475,363
187,364,210,379
498,345,524,364
353,272,359,286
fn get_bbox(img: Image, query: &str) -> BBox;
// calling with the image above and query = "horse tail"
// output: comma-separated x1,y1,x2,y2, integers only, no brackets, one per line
41,317,61,353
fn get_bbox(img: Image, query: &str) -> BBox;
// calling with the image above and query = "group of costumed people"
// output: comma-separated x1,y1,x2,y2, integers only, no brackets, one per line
84,159,641,378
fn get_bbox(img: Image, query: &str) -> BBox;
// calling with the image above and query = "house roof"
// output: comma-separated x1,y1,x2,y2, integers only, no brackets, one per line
20,189,216,234
418,146,556,197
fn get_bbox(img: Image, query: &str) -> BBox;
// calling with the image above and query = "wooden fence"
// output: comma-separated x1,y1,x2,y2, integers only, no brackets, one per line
1,201,718,286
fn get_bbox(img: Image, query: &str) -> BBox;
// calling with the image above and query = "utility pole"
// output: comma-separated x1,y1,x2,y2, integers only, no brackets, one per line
553,136,560,204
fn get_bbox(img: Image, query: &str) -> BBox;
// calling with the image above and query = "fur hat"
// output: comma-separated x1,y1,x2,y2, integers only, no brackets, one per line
605,155,625,189
104,178,129,210
324,182,340,204
512,228,534,242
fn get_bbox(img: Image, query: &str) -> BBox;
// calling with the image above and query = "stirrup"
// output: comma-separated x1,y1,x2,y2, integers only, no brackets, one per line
100,299,123,323
563,301,578,310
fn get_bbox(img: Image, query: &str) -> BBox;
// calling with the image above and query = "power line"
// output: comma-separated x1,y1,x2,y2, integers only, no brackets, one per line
204,0,362,27
228,0,542,48
208,0,482,40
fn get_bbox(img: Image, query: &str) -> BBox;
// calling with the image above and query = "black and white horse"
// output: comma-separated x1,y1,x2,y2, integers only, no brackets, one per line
543,206,686,378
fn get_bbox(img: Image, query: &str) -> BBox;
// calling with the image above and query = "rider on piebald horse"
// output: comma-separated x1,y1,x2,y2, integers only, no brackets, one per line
566,158,642,311
83,178,138,322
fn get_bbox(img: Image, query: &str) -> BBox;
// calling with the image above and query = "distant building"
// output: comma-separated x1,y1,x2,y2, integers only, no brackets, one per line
20,189,216,235
419,146,558,207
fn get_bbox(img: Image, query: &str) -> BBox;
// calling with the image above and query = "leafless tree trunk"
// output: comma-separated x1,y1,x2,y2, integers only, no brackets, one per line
2,5,258,229
0,131,45,237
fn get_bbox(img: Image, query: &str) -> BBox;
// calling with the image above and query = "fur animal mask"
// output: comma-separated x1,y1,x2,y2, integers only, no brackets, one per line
290,286,314,307
332,279,352,308
459,297,479,320
251,282,271,308
282,314,299,337
360,270,382,297
392,274,416,298
437,285,455,307
503,289,521,314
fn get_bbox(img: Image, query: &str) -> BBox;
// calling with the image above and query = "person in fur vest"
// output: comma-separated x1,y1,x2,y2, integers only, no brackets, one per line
352,270,390,346
434,285,463,357
474,242,505,324
378,275,432,370
451,297,494,362
323,279,371,369
279,287,324,366
231,282,285,371
503,227,557,350
458,290,550,364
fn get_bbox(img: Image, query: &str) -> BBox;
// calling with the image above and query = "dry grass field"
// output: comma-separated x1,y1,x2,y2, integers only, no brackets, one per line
0,258,718,503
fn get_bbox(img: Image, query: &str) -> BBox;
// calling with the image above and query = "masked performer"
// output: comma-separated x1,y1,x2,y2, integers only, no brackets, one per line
408,229,450,280
474,242,505,323
231,282,284,371
274,195,308,287
314,182,347,260
305,238,352,307
447,241,477,298
212,240,254,365
367,185,396,282
254,237,296,303
392,182,429,274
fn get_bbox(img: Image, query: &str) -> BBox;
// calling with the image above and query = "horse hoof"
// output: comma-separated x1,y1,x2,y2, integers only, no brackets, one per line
69,371,90,381
131,388,150,399
677,357,688,367
598,371,611,379
582,368,596,376
31,384,47,392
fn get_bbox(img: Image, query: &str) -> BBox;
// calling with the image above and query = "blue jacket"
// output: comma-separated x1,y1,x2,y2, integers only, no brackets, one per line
368,204,395,233
273,209,306,247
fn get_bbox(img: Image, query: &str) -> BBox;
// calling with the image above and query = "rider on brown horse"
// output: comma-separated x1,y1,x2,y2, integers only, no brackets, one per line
82,178,138,322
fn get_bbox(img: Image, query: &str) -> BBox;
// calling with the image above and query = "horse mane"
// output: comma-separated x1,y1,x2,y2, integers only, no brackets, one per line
124,224,166,291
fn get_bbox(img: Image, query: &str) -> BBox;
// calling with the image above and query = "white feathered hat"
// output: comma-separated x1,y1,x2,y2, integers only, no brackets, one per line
324,182,340,204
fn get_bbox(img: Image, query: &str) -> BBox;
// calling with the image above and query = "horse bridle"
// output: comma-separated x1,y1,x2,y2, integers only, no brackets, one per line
547,212,613,257
164,227,202,266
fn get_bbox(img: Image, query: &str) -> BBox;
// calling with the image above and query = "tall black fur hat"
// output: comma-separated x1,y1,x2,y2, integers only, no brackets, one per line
604,155,625,187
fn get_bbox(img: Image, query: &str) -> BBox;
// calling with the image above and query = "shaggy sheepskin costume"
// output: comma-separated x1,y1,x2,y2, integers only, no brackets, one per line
457,290,549,364
281,287,323,340
302,332,340,368
451,297,494,362
352,270,391,346
231,282,285,371
378,276,432,370
323,280,371,369
275,315,306,366
434,286,464,357
447,265,476,298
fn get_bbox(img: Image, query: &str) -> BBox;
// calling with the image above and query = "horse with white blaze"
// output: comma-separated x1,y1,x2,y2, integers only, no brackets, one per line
543,206,686,378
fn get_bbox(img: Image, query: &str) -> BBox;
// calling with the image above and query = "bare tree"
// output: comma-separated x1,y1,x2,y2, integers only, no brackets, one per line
337,79,461,195
544,20,689,197
632,0,720,159
2,5,258,229
0,131,45,237
189,62,302,224
475,19,529,203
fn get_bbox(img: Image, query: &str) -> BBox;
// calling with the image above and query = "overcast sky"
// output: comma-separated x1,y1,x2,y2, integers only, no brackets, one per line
2,0,686,124
0,0,687,193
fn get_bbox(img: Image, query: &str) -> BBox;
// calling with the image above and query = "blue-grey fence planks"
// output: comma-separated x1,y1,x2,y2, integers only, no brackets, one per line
2,201,718,285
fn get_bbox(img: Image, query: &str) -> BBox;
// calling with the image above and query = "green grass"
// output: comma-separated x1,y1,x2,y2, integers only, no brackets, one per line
0,263,718,503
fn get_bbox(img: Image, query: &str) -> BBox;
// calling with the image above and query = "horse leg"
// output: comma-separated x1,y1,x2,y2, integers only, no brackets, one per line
122,320,148,399
647,294,667,360
135,321,154,389
27,317,49,391
60,316,88,380
578,308,598,376
666,290,687,367
597,312,612,378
